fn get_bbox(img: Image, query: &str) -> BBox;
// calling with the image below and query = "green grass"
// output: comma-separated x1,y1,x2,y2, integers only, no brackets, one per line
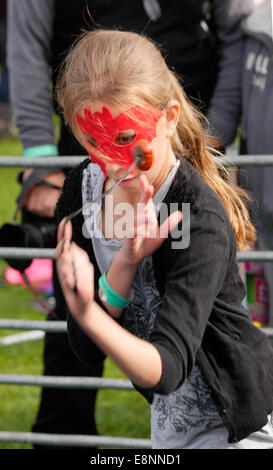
0,137,150,449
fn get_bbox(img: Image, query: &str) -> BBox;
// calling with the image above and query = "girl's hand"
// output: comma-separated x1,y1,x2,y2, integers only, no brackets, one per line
56,219,94,320
117,174,183,267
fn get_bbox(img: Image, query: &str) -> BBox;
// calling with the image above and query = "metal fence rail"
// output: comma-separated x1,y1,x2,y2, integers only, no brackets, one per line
1,154,273,168
1,245,273,263
0,248,56,260
0,432,151,448
1,154,273,448
0,374,134,390
0,319,66,332
0,156,86,168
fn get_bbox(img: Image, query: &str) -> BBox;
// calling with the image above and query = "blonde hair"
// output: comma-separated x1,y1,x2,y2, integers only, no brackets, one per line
56,29,256,251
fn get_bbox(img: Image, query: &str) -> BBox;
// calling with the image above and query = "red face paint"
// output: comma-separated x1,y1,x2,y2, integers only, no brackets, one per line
77,105,162,176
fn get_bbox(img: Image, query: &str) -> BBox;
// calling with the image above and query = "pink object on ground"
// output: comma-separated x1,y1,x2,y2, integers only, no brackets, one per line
5,259,53,285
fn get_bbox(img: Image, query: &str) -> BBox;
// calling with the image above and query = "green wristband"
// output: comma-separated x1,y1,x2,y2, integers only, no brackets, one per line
99,272,133,308
24,145,58,158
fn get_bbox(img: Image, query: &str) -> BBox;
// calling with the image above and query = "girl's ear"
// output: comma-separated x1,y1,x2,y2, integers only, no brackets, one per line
164,100,180,137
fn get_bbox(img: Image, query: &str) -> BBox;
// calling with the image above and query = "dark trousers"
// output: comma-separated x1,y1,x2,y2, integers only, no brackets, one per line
32,326,103,447
31,121,104,447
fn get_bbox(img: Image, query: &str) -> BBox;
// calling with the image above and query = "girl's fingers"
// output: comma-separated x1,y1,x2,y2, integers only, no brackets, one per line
135,211,156,226
56,219,73,258
133,213,157,238
139,174,154,205
64,219,73,241
56,219,76,291
57,249,75,291
57,218,66,244
58,242,94,302
57,218,72,245
56,236,70,258
56,220,94,309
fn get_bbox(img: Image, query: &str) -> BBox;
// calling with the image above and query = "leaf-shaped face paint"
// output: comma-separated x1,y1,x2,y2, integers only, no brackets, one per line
77,105,162,176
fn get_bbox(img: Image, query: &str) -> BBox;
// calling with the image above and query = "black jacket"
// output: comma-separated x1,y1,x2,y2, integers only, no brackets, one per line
52,0,218,109
56,157,273,444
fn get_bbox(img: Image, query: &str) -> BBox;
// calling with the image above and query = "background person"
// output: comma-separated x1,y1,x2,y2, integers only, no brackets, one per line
0,0,10,137
239,0,273,326
209,0,273,327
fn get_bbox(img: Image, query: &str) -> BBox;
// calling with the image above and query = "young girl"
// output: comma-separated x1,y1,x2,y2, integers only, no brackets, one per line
55,29,273,449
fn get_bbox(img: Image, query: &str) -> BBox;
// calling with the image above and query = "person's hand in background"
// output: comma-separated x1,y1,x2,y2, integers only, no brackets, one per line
22,169,66,218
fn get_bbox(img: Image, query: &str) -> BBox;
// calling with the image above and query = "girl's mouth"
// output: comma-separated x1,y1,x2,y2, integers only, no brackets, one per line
118,176,136,186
